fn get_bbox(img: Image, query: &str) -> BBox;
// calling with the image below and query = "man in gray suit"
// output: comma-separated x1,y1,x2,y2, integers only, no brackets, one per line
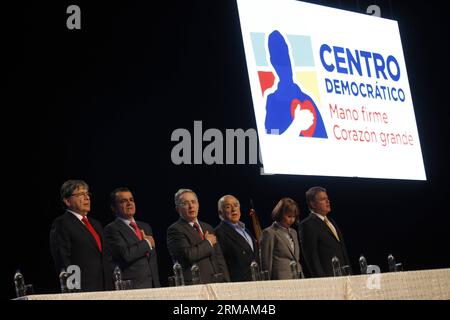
104,187,160,289
167,189,230,284
260,198,303,280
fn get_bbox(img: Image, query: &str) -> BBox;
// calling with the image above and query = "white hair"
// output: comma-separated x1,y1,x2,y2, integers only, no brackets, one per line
217,195,240,220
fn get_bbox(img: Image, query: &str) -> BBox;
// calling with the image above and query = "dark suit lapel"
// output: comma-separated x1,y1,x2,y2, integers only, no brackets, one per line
293,231,300,261
221,221,254,253
89,218,105,248
199,221,212,236
179,219,203,243
115,218,140,242
66,211,101,252
199,221,221,275
328,217,343,242
273,224,296,258
136,221,149,235
311,214,340,243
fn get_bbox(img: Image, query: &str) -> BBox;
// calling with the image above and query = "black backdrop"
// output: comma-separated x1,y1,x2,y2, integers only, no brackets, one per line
8,0,450,299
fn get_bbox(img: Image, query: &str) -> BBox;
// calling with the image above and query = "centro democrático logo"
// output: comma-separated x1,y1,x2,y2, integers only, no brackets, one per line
251,30,327,139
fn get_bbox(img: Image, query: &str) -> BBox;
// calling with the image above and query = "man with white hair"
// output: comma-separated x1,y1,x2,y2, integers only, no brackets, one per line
215,195,259,282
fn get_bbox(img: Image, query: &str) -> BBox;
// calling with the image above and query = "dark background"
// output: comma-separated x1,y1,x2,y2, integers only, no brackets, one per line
8,0,449,300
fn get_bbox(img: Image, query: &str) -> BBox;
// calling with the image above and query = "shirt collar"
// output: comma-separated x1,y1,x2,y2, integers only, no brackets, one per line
118,217,135,226
184,218,199,227
311,211,326,221
274,221,291,232
224,220,246,229
67,209,85,221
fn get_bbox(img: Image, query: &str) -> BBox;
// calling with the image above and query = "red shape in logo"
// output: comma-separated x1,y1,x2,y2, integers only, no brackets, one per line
290,98,317,137
258,71,275,96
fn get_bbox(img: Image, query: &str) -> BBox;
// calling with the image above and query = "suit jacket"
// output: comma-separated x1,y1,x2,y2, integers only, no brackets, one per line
104,218,160,289
298,213,351,278
214,220,259,282
49,211,111,291
167,218,230,284
260,222,302,280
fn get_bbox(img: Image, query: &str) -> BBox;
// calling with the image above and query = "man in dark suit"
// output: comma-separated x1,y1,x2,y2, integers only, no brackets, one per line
167,189,230,284
214,195,259,282
298,186,351,278
104,187,160,289
49,180,110,292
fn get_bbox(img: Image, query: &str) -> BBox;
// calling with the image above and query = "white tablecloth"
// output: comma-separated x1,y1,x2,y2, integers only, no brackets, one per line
20,268,450,300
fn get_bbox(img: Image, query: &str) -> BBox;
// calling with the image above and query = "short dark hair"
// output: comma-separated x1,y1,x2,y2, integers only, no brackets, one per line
305,186,327,209
271,197,299,222
60,180,89,206
109,187,131,208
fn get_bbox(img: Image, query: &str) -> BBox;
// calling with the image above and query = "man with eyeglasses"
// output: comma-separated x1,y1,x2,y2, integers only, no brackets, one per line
298,186,352,278
103,187,160,289
49,179,110,291
167,189,230,284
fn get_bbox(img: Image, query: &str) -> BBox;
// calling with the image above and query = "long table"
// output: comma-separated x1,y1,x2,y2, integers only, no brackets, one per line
19,268,450,300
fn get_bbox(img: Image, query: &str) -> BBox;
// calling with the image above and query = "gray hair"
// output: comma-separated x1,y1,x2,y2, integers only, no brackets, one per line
217,195,240,220
174,188,198,206
305,186,327,210
60,179,89,204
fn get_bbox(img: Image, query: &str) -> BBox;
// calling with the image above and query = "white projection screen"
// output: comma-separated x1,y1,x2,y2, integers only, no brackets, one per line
237,0,426,180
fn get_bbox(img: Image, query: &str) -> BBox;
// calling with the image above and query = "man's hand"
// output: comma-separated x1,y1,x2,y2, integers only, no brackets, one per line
141,229,155,248
204,231,217,246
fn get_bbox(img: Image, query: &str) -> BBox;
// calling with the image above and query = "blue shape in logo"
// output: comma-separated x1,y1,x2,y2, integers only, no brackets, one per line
264,30,327,138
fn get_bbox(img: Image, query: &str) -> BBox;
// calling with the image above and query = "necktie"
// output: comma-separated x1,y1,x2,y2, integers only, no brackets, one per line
193,222,204,240
129,221,143,240
81,216,102,252
324,217,340,241
130,221,149,257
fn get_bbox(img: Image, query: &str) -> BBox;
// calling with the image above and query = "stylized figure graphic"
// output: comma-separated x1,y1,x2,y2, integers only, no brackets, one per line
264,30,327,138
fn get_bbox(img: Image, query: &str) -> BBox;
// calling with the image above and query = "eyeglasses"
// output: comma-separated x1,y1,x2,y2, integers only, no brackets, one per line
70,192,92,198
178,200,198,207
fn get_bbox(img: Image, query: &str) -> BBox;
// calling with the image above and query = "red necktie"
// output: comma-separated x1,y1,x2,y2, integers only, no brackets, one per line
81,216,102,252
193,222,204,240
130,221,149,257
129,221,143,240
